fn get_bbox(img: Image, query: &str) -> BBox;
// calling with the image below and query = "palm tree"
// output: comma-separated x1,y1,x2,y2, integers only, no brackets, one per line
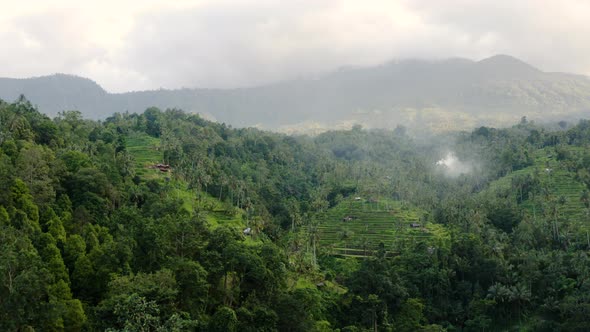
360,236,372,257
338,227,354,255
581,189,590,215
286,199,304,232
308,221,321,268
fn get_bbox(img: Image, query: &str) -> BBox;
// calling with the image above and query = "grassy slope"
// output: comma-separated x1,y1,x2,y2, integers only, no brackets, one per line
126,131,246,230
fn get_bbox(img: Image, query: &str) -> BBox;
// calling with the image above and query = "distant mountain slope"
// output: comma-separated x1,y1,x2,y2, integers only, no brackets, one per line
2,55,590,131
0,74,108,115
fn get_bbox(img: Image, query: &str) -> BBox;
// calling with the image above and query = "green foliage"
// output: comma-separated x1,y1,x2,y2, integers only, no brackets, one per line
0,225,49,330
276,288,327,332
168,258,209,316
209,306,238,332
9,178,41,234
2,100,590,331
0,206,9,226
394,298,426,332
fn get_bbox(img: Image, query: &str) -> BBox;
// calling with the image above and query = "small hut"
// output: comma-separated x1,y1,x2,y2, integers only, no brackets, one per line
154,163,171,172
342,216,354,222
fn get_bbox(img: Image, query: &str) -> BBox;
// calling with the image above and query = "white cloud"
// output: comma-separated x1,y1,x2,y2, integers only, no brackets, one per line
0,0,589,92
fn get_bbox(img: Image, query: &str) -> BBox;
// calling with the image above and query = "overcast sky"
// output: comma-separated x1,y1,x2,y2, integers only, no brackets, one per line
1,0,589,92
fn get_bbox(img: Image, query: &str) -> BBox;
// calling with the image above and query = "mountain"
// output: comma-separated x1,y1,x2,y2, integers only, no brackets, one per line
2,55,590,131
0,74,108,114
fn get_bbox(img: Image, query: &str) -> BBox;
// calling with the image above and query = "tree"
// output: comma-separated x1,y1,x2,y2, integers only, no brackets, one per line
96,269,180,331
394,298,425,332
17,145,57,207
0,206,9,226
209,306,238,332
168,258,209,317
276,289,326,332
307,221,321,268
9,178,41,235
44,208,67,245
0,225,47,330
345,258,407,330
143,107,162,138
37,233,70,284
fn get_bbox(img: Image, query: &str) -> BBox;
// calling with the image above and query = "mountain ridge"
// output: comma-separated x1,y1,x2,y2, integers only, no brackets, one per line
1,55,590,131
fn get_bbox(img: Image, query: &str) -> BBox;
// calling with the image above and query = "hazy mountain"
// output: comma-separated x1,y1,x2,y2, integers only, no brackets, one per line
2,55,590,131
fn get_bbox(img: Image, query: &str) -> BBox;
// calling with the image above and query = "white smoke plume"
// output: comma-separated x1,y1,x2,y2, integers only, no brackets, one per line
435,152,473,177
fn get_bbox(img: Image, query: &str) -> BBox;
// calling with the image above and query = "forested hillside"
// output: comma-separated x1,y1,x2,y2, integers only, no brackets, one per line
1,96,590,331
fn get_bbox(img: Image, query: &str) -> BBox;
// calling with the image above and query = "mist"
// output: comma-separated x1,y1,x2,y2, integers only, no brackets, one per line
435,152,475,177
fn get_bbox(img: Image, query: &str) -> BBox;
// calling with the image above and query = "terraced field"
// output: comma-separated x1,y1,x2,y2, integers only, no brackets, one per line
487,146,590,229
535,168,587,223
315,198,429,256
126,132,165,179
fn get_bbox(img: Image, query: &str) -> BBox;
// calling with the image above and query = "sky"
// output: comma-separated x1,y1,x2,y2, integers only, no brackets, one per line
1,0,589,92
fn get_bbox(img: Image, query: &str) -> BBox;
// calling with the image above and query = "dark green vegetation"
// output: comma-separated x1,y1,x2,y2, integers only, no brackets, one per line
2,55,590,131
2,96,590,331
